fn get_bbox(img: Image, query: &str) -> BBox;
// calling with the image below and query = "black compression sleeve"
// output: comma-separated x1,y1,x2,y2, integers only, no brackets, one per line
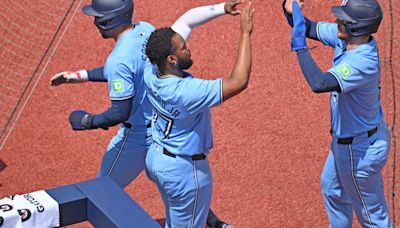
91,98,132,129
88,67,107,82
305,19,318,40
296,49,341,93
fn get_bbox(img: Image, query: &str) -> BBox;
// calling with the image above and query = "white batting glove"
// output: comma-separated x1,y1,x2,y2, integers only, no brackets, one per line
49,70,88,86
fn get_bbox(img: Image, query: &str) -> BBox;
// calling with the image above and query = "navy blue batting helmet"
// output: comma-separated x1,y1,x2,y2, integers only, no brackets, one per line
82,0,133,34
331,0,382,37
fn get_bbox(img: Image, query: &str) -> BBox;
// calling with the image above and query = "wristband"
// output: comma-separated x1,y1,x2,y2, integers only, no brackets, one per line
76,70,89,81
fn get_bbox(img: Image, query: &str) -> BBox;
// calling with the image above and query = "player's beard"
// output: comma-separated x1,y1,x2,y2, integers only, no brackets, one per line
100,30,113,39
178,58,193,70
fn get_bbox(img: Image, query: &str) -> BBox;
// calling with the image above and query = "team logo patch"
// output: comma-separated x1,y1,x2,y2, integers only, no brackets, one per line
112,80,124,92
338,63,352,78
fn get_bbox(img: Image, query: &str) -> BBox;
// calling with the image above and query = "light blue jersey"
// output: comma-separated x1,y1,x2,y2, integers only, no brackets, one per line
317,22,383,138
96,22,155,187
143,64,223,156
317,21,391,228
104,21,155,127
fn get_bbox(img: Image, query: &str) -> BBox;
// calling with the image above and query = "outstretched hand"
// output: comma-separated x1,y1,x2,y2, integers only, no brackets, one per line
240,2,255,36
50,72,72,86
49,70,88,86
291,0,307,51
225,0,244,15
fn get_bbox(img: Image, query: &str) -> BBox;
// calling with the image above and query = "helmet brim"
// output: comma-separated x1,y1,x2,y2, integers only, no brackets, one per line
82,5,104,17
331,6,357,23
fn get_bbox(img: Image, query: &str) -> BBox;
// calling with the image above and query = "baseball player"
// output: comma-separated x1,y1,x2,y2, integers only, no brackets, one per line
50,0,154,188
284,0,391,227
144,2,254,227
50,0,240,227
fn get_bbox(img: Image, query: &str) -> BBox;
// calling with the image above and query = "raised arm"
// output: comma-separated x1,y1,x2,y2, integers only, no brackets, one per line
290,0,341,93
171,0,242,41
222,2,254,101
283,0,319,40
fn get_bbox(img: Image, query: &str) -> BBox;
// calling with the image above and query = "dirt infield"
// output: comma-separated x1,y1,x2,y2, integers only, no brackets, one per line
0,0,398,227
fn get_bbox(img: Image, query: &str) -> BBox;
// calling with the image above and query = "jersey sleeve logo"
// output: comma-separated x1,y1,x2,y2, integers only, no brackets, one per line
337,63,352,79
112,80,124,92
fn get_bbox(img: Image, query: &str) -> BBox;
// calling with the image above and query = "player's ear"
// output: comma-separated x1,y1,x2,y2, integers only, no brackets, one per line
167,55,177,66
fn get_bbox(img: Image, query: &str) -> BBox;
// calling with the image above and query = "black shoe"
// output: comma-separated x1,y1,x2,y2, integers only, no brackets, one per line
213,221,234,228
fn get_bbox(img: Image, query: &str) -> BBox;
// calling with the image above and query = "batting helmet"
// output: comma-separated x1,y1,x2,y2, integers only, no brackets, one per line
331,0,382,37
82,0,133,35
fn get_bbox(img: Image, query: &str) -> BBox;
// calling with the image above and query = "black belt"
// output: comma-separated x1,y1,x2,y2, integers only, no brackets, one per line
123,122,151,129
337,127,378,145
163,148,206,161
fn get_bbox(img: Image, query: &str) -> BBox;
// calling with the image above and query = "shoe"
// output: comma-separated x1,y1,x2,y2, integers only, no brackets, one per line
215,221,234,228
